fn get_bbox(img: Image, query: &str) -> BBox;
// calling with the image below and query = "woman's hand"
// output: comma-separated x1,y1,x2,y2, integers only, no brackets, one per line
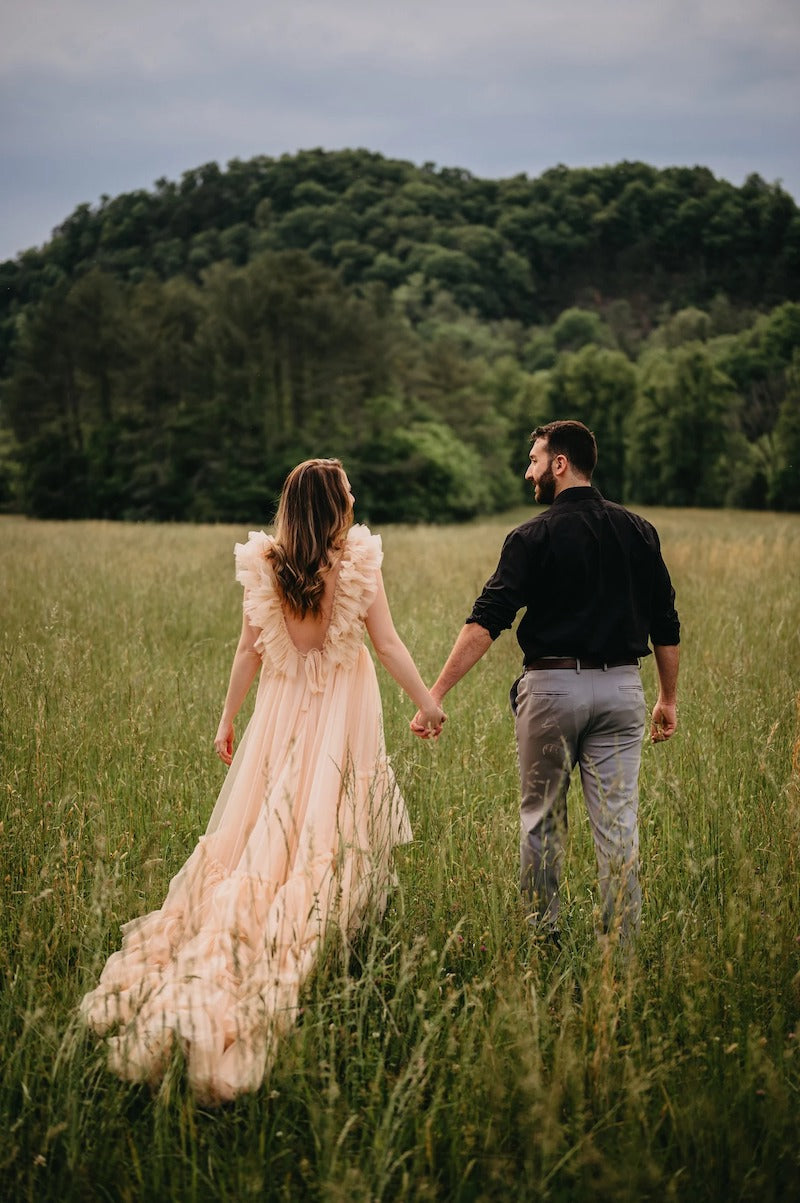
214,720,235,765
410,701,447,739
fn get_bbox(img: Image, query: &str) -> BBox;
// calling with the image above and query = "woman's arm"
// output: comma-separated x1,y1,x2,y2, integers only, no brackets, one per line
214,608,262,765
365,571,446,736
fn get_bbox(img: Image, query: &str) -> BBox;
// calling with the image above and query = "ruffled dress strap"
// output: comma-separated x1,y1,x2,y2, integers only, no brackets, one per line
326,524,383,672
234,531,297,676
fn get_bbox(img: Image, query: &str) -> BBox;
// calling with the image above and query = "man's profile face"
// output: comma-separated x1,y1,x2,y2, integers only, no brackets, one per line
526,438,556,504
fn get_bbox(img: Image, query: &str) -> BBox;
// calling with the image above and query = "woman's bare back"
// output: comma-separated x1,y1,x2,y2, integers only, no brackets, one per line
280,554,344,654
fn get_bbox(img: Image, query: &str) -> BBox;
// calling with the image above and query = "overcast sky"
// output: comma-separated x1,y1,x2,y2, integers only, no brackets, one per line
2,0,799,263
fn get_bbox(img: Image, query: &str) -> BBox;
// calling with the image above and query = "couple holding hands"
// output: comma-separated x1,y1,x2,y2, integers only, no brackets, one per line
82,420,679,1103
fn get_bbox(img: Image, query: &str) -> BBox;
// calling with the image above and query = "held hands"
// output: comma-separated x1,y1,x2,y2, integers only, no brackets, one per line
214,719,235,765
410,698,447,740
650,698,677,743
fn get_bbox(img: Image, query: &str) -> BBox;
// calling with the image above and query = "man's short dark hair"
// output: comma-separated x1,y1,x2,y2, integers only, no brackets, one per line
531,420,598,480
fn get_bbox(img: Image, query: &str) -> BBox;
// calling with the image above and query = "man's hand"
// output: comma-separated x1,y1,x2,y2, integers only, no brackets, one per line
651,645,679,743
650,699,677,743
410,702,446,739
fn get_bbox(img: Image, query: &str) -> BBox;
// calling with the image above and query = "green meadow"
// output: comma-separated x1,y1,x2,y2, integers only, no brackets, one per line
1,508,799,1201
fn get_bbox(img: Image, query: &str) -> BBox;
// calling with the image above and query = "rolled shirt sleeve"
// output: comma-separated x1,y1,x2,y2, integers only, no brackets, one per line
649,531,680,646
466,529,532,640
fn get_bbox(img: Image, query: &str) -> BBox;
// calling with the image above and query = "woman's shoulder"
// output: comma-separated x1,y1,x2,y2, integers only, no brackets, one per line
325,526,383,663
332,525,383,625
234,530,275,585
345,522,383,568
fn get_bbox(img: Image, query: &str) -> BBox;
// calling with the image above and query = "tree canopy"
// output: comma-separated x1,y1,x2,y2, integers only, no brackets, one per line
1,149,798,520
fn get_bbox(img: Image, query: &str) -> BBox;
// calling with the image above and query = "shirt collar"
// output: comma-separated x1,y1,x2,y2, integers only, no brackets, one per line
551,485,602,506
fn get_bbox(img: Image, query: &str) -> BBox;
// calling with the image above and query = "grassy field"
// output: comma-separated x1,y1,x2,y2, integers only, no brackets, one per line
1,507,799,1202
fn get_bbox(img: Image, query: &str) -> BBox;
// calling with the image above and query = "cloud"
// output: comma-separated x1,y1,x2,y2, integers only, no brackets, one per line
1,0,798,259
3,0,799,75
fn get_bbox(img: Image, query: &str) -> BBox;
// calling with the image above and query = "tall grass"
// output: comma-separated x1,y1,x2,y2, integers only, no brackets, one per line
1,508,799,1201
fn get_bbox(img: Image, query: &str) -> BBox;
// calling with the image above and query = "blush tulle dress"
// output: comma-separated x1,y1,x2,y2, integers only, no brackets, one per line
80,524,412,1103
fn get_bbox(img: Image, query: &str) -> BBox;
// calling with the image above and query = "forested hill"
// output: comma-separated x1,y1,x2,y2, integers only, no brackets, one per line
2,149,799,330
1,149,799,520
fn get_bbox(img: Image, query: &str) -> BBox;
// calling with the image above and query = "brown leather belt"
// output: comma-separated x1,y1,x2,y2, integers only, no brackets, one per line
525,657,639,671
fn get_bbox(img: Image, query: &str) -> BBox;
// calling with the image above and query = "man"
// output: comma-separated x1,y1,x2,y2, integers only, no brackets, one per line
412,420,680,942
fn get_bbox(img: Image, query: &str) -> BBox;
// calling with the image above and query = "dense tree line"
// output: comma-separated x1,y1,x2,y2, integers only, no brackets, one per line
0,150,798,519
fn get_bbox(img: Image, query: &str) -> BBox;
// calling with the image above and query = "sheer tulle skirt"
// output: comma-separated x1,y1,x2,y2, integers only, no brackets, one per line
80,646,411,1104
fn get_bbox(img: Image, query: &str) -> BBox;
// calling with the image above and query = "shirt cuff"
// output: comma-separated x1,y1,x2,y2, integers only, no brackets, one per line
465,613,503,641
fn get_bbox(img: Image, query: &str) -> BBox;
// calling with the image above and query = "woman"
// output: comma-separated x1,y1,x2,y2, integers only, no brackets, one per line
81,459,445,1103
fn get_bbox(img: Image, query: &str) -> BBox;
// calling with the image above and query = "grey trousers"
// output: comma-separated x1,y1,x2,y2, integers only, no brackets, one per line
514,664,647,938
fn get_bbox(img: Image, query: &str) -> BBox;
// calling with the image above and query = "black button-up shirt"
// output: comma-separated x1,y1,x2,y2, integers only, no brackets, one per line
467,487,680,664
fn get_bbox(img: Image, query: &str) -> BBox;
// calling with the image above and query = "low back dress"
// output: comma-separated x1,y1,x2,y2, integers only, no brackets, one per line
80,523,412,1104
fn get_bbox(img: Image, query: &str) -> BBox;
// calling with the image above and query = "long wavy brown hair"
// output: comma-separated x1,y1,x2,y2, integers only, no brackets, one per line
268,459,353,617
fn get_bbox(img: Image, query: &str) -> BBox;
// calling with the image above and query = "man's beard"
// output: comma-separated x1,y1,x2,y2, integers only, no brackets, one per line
535,462,556,504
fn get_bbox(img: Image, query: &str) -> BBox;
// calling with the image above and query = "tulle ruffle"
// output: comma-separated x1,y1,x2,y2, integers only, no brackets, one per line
233,524,383,685
80,791,401,1105
325,526,382,672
